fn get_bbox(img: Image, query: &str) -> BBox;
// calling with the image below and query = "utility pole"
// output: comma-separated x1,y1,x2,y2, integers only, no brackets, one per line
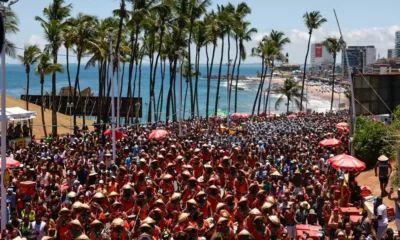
1,0,20,230
108,29,116,163
117,54,120,128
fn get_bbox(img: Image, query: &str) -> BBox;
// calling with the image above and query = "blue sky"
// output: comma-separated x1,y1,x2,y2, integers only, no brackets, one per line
7,0,400,64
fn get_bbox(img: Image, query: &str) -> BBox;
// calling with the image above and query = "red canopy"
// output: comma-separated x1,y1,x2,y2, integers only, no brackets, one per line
327,154,366,171
287,114,297,119
337,126,349,133
319,138,343,147
149,129,169,140
103,129,128,140
336,122,348,128
230,113,250,119
0,157,21,169
297,111,307,116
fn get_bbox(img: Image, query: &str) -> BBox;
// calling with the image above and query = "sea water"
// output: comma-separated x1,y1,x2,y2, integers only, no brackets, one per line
5,63,330,120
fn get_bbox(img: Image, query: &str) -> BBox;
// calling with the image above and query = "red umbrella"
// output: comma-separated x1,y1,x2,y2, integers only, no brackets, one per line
297,111,307,116
0,157,21,169
241,113,250,119
103,129,128,140
265,113,276,118
337,126,349,133
149,129,169,140
287,114,297,119
327,154,366,171
230,113,243,119
336,122,348,128
319,138,343,147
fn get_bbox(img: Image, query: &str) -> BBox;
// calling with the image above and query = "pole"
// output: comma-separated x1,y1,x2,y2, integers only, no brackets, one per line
108,30,116,163
334,9,357,156
178,49,183,136
117,54,120,128
1,8,7,231
227,60,231,130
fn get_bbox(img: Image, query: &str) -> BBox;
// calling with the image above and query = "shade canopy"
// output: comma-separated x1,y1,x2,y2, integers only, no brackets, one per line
319,138,343,147
287,114,297,119
327,154,366,171
0,157,21,169
0,107,37,121
103,129,128,140
230,113,250,119
149,129,169,140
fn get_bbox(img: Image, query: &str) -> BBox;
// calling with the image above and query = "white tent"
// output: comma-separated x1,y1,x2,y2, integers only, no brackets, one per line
0,107,37,121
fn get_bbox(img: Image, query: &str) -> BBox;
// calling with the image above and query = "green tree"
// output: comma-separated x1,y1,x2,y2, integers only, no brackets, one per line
322,37,342,111
35,0,72,136
4,8,20,58
35,53,64,137
275,78,303,113
300,11,327,110
17,45,41,110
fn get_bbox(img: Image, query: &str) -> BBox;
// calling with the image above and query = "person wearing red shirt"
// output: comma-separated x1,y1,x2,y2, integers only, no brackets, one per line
166,193,182,216
160,174,175,196
235,197,249,233
234,171,248,199
196,191,212,219
120,184,135,213
182,177,201,204
207,185,222,212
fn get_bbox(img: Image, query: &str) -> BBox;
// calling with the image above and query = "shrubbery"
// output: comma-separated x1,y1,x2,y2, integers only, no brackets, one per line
354,116,394,168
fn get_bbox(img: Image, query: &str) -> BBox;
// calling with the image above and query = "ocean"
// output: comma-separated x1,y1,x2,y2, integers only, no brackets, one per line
4,63,330,121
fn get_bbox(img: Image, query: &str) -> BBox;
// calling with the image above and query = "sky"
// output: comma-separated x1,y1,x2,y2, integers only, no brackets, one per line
6,0,400,65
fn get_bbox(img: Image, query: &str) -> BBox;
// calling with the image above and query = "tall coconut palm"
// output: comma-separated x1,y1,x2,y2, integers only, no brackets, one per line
17,45,41,110
322,37,342,111
300,11,327,110
234,21,257,112
68,14,99,130
275,77,303,113
35,0,72,136
35,53,64,137
4,8,19,58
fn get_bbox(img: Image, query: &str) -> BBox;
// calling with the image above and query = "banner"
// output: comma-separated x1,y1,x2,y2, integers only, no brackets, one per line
315,44,323,58
9,137,31,149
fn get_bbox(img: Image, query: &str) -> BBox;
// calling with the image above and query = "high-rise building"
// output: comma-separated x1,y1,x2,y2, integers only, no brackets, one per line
388,49,394,58
396,31,400,57
310,43,334,68
342,46,376,73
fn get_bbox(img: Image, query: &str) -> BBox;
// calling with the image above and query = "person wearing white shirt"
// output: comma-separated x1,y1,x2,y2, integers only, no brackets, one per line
376,197,388,240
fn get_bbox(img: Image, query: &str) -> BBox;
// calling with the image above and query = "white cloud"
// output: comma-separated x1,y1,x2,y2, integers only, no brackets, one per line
27,34,48,51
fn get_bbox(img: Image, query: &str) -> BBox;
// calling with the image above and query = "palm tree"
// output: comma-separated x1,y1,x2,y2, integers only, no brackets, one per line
35,53,64,137
300,11,327,110
275,78,303,113
322,37,342,111
4,8,19,58
17,45,41,110
67,13,99,131
234,21,257,112
35,0,72,136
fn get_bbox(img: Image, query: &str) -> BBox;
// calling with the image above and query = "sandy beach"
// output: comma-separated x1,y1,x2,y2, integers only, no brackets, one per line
0,94,94,138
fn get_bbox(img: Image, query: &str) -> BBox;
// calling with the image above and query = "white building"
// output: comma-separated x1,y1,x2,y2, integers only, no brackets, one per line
365,46,377,66
310,43,334,70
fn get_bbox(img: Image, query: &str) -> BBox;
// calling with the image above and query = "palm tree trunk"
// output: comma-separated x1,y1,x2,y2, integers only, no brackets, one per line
73,52,83,134
206,43,216,119
183,80,189,119
51,50,58,136
25,68,30,110
194,47,201,117
230,36,238,111
66,46,72,106
287,97,290,113
265,68,274,113
252,58,265,115
148,40,155,123
152,29,164,121
300,31,312,110
214,36,225,116
188,19,195,118
331,55,336,111
257,66,268,115
115,0,125,58
156,58,166,122
40,77,47,137
166,60,174,122
235,43,242,113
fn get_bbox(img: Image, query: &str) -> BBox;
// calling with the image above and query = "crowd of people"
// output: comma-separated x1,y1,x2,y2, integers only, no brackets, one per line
0,111,396,240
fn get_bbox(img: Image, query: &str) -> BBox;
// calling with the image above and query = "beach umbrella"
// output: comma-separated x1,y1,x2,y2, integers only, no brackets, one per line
230,113,243,119
337,126,349,133
0,157,21,169
328,154,366,171
241,113,250,119
149,129,169,140
336,122,348,128
297,111,307,116
103,129,128,140
208,109,228,118
265,113,276,118
287,114,297,119
319,138,343,147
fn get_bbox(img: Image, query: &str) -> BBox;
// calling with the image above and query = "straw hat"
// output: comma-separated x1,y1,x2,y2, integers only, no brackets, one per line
216,203,226,212
253,215,265,223
378,155,389,161
238,230,252,236
93,192,105,199
155,199,165,205
59,207,71,214
249,208,261,216
67,191,77,198
171,192,181,201
300,201,310,210
108,191,119,197
266,196,276,205
238,197,248,204
70,219,82,227
178,213,190,223
217,217,229,224
268,215,280,225
122,184,133,190
194,148,201,153
112,201,123,207
71,201,82,209
196,191,206,197
173,232,188,239
261,202,273,210
163,174,173,180
220,210,231,219
271,171,282,177
139,223,152,230
187,199,198,206
185,225,198,232
143,217,156,225
90,219,103,227
42,237,54,240
112,218,124,226
309,209,316,215
12,237,22,240
209,185,218,190
81,204,90,210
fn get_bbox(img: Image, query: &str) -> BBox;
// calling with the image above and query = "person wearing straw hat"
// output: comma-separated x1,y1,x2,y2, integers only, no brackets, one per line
251,216,270,240
235,197,249,233
375,155,392,197
196,191,212,219
88,220,104,240
64,220,83,240
110,218,130,240
56,208,71,240
215,217,234,240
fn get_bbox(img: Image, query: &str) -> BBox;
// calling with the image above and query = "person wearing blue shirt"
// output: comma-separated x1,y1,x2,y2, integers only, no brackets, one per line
126,153,133,170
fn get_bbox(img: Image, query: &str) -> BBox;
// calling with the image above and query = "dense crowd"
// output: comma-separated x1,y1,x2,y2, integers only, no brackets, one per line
0,111,396,240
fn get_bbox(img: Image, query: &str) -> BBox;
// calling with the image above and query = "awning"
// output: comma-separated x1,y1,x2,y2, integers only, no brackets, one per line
0,107,37,121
